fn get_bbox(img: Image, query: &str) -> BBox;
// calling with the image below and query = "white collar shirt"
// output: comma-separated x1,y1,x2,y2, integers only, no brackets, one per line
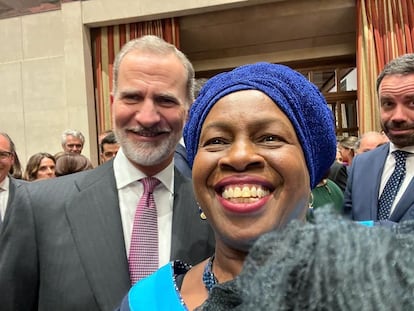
114,147,174,267
0,176,10,221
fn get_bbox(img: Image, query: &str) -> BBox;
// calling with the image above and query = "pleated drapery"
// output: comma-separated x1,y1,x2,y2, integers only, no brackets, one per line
357,0,414,133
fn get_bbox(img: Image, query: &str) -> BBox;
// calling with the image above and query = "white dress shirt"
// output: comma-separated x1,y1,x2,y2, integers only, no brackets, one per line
113,148,174,267
0,176,10,221
379,143,414,214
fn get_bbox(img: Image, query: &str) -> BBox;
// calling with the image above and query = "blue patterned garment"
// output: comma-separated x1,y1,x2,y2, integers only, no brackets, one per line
118,261,191,311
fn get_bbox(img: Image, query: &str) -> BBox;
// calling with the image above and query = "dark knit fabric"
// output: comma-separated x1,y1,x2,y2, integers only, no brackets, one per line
199,209,414,310
183,62,337,188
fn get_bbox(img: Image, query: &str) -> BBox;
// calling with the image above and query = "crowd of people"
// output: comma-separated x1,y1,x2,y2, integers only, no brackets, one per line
1,35,414,311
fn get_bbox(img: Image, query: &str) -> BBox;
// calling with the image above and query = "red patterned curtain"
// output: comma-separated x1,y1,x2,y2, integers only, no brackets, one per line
91,18,180,136
357,0,414,133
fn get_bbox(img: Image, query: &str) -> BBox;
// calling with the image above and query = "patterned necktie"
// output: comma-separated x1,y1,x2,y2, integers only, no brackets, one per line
377,150,409,220
128,177,160,285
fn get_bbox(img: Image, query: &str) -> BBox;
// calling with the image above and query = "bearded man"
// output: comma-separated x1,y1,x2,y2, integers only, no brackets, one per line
0,35,214,311
344,53,414,224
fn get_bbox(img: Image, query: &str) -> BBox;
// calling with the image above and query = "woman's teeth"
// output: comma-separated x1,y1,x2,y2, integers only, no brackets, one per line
222,185,270,199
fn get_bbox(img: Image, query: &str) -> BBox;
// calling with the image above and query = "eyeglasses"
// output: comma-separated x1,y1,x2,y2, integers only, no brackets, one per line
0,151,12,160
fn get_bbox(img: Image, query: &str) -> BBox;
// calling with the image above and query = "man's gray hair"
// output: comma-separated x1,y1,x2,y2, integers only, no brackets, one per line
61,129,85,146
112,35,195,105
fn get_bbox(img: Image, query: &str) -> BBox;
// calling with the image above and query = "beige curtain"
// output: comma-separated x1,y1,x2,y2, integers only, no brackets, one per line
357,0,414,133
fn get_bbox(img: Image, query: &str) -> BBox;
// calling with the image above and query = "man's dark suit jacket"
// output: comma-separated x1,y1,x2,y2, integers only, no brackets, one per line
328,162,348,193
174,143,192,179
0,161,215,311
343,143,414,223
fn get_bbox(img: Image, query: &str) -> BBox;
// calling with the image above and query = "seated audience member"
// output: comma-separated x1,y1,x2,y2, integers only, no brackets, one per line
100,131,119,163
0,132,26,223
337,136,358,166
200,209,414,310
24,152,56,181
354,131,388,154
61,129,85,154
117,62,337,310
55,153,93,176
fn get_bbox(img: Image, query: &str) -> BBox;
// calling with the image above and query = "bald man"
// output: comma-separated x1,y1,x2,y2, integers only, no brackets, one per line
355,131,388,154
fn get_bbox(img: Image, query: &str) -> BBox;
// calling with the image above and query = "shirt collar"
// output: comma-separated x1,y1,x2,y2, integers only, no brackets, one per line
388,142,414,155
113,147,174,194
0,175,10,191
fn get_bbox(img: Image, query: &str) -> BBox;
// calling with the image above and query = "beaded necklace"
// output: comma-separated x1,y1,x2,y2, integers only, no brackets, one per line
202,256,218,292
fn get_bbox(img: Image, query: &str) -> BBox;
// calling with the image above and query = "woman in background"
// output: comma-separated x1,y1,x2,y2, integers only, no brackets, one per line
24,152,56,181
337,136,358,166
55,153,93,176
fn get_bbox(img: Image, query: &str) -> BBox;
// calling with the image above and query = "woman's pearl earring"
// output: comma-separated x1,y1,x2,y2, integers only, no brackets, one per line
197,203,207,220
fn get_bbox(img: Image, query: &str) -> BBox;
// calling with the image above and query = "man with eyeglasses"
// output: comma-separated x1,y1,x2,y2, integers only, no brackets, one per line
0,133,25,224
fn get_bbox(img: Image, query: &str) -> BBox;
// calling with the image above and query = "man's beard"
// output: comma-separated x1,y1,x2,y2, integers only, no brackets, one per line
381,120,414,147
114,126,181,166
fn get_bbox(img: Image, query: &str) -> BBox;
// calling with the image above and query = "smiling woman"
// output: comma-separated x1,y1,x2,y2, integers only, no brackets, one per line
117,62,337,310
23,152,56,181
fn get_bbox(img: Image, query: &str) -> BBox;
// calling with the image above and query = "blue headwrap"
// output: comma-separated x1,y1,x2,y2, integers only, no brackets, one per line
184,62,336,189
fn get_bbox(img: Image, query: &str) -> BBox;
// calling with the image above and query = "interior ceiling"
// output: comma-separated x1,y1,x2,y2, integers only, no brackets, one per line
179,0,356,76
0,0,356,83
0,0,79,18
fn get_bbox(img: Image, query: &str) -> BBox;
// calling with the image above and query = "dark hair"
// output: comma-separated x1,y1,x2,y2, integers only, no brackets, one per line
376,53,414,92
100,131,118,153
24,152,56,181
55,153,93,176
61,129,85,146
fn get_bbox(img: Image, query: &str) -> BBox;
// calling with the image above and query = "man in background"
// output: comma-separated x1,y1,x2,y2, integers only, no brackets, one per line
61,129,85,154
100,130,120,163
344,53,414,224
354,131,388,154
0,132,25,225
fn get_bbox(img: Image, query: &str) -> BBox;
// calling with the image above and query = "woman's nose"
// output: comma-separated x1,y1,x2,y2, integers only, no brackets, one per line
219,139,264,171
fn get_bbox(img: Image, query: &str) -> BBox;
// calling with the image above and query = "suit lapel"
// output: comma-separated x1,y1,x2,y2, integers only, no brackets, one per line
170,167,190,260
4,177,26,222
390,177,414,222
367,144,389,220
64,162,131,308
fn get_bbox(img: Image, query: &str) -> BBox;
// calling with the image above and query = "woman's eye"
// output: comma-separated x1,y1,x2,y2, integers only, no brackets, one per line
203,137,227,146
262,135,282,143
